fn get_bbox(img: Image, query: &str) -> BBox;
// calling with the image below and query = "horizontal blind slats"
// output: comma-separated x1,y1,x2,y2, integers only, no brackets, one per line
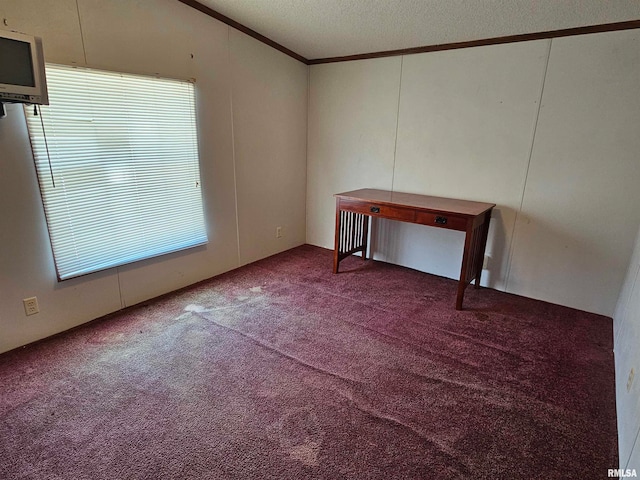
25,64,207,280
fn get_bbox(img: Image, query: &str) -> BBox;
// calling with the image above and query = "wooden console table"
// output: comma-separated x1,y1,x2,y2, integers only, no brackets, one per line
333,189,495,310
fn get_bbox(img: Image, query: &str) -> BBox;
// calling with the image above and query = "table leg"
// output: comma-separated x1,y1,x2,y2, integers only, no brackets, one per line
361,215,370,261
333,200,341,274
456,221,474,310
474,209,492,289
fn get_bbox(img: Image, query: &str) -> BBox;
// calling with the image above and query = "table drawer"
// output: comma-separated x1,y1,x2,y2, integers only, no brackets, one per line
340,199,415,222
415,211,468,231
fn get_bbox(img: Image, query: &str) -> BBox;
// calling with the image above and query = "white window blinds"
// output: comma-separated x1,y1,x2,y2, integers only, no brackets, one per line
25,64,207,280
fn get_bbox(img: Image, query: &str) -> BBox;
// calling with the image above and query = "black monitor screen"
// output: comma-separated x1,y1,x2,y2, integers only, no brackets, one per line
0,37,35,87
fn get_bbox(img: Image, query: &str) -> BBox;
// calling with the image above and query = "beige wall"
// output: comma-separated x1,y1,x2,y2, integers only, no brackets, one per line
307,30,640,316
230,29,308,265
0,0,308,353
507,31,640,315
306,57,401,247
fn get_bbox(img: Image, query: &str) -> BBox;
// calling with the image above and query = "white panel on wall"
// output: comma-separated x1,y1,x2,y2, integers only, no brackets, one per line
230,29,308,266
76,0,241,306
0,0,85,65
614,258,640,468
614,223,640,469
614,223,640,345
507,30,640,316
389,41,550,288
307,57,402,249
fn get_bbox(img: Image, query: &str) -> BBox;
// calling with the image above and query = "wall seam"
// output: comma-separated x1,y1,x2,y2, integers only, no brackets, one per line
625,425,640,470
227,27,242,267
304,64,311,243
75,0,88,65
390,56,404,192
115,267,125,308
504,38,552,292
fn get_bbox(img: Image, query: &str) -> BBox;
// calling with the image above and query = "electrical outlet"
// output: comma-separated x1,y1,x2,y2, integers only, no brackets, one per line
23,297,39,316
483,255,491,269
276,226,283,238
627,368,635,392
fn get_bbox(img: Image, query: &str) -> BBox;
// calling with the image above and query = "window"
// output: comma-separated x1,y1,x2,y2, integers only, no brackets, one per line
25,64,207,280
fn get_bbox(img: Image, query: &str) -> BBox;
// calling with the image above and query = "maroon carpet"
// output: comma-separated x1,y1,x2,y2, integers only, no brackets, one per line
0,245,617,479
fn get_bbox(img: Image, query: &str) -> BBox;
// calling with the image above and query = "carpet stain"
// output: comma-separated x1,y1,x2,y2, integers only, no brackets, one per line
273,407,325,467
288,441,321,466
184,304,206,313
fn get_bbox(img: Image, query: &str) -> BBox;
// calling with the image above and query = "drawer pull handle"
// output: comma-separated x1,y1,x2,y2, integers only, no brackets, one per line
370,206,380,214
435,216,448,225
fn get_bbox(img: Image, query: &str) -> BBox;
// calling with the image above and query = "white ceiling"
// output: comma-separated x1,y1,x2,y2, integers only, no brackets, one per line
197,0,640,60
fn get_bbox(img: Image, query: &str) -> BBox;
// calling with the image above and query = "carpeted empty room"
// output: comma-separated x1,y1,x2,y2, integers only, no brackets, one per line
4,0,640,478
0,246,617,479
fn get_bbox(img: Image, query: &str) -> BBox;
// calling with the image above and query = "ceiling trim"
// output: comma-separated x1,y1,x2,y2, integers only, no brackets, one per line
176,2,640,67
308,19,640,64
177,0,309,64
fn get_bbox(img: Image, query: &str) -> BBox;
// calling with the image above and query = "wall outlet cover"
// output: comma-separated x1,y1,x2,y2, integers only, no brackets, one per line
23,297,39,316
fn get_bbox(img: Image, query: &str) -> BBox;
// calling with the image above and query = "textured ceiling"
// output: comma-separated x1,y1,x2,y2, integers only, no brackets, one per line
197,0,640,60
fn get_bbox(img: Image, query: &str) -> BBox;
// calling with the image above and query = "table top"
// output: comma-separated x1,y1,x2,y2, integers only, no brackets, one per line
335,188,495,217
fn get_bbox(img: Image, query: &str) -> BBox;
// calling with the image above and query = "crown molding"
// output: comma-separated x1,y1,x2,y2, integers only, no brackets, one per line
177,0,309,64
308,19,640,64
